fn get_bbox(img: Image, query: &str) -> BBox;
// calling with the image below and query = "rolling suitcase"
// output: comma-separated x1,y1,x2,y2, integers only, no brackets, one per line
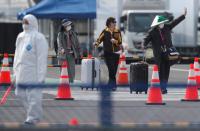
129,62,148,94
81,57,100,90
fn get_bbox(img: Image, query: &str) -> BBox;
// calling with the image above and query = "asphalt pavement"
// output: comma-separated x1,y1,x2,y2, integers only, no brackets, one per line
1,62,199,127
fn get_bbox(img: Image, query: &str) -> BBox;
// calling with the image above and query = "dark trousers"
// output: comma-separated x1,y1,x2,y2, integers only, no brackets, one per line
158,53,170,91
59,53,75,83
104,52,120,89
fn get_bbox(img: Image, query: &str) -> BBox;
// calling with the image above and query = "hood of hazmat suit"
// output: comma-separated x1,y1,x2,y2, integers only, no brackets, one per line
13,14,48,84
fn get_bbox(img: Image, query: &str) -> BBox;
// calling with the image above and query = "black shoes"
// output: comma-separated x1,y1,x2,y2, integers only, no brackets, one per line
23,121,35,126
23,119,40,126
162,89,168,94
112,88,117,91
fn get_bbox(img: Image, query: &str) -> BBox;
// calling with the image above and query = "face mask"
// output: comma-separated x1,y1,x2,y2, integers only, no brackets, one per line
65,25,71,31
22,24,29,31
159,23,164,29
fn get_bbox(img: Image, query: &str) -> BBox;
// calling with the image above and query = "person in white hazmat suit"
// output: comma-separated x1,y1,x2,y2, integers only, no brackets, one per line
13,14,48,125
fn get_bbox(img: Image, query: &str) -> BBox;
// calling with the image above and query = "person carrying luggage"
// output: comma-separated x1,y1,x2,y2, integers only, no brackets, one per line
94,17,123,91
142,8,187,94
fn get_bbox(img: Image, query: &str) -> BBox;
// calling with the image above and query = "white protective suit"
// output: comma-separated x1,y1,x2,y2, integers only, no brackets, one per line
13,14,48,123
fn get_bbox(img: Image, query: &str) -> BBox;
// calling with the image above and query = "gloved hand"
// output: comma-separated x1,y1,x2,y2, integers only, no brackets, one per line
111,38,117,44
183,7,187,16
61,48,65,54
11,78,16,87
120,45,124,52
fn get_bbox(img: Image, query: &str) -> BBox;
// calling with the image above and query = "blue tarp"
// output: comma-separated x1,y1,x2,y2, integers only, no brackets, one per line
17,0,96,19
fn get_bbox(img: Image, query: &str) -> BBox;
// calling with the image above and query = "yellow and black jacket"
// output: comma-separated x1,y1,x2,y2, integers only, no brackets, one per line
96,27,122,53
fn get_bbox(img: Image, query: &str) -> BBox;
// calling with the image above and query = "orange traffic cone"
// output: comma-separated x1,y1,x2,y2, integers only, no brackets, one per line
118,53,123,65
0,53,11,85
146,65,165,105
2,53,9,65
194,57,200,88
55,61,74,100
181,64,200,101
68,117,79,126
117,53,128,85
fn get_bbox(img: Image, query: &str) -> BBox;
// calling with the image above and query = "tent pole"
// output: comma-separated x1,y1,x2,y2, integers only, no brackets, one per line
87,18,90,55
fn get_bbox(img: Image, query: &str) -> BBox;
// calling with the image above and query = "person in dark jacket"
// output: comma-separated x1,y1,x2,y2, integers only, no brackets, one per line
142,8,187,94
94,17,123,91
57,19,81,83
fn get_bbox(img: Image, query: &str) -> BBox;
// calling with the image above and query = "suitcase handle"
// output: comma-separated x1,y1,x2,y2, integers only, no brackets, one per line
93,70,96,78
92,58,96,78
142,50,146,62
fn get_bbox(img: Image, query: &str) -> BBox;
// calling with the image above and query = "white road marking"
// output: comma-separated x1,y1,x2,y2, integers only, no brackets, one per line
2,89,190,101
149,66,189,72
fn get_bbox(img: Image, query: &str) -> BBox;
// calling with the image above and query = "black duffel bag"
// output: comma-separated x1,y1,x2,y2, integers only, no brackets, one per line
164,46,180,65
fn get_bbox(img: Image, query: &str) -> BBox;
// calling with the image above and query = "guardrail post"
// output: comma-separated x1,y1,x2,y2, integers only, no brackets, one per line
99,84,113,126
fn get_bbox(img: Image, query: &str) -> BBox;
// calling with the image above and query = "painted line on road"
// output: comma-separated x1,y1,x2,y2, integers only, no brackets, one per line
3,98,192,101
170,67,189,72
149,66,189,72
0,121,198,128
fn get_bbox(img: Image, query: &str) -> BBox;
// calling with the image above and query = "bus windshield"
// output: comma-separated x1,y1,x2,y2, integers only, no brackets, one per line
128,13,166,33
